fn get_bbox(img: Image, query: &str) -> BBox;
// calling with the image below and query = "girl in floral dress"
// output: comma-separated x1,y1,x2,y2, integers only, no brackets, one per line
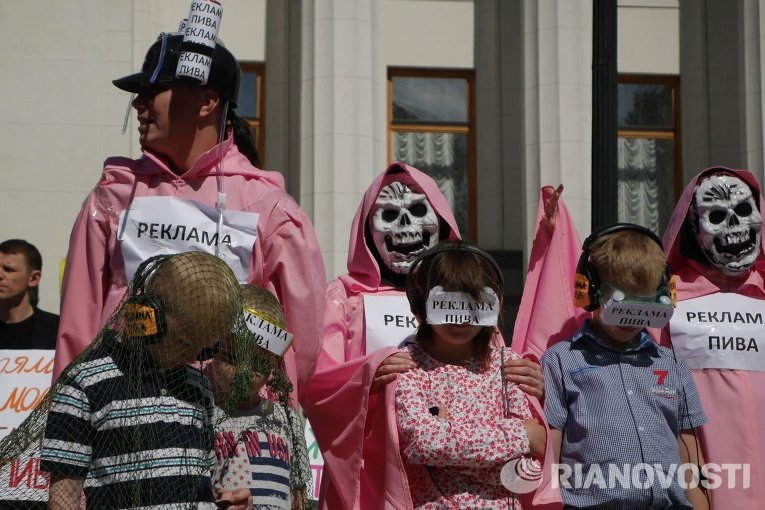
396,241,546,509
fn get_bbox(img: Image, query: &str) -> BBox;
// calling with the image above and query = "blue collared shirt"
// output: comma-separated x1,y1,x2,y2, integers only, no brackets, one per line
541,320,707,509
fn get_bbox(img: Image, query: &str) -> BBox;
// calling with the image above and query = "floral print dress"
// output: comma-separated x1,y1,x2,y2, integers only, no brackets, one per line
395,342,533,509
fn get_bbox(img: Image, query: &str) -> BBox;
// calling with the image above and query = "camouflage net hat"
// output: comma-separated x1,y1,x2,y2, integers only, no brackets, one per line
211,284,312,508
0,251,243,509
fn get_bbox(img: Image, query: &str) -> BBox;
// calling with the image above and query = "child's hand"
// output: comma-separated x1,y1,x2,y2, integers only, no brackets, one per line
523,419,546,458
371,351,417,393
214,487,253,510
503,358,544,399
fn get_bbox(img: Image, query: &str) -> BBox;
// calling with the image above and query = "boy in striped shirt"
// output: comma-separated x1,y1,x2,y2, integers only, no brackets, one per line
40,252,252,510
206,285,311,510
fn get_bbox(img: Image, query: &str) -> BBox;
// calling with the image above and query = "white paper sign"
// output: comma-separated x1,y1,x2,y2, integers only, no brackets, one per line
242,310,294,357
118,196,259,283
670,293,765,371
601,299,674,328
363,294,418,354
425,286,499,326
0,349,54,502
0,350,54,440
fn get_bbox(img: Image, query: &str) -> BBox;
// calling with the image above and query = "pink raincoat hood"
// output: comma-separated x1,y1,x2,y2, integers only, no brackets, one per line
338,162,461,293
662,166,765,299
660,167,765,507
53,135,327,404
108,134,285,188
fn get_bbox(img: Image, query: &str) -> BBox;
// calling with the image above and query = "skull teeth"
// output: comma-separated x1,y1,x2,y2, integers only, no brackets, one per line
713,229,756,255
724,232,750,245
385,233,432,256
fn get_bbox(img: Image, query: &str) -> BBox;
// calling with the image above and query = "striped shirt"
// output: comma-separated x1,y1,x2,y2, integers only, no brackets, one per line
40,333,217,509
211,401,310,509
541,321,707,510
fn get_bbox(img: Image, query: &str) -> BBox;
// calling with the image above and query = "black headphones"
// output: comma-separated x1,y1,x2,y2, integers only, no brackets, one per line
124,254,172,344
405,241,504,307
575,223,672,311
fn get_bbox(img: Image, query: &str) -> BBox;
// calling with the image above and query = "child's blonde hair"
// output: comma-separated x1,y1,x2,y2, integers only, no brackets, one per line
588,229,668,294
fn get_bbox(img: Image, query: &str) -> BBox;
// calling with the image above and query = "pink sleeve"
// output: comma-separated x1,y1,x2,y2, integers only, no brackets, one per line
318,281,353,368
511,186,585,359
53,190,111,380
260,201,327,401
395,370,530,468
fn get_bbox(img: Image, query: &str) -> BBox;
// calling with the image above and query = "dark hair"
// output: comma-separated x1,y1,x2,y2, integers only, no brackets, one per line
0,239,42,306
228,110,261,168
405,241,503,366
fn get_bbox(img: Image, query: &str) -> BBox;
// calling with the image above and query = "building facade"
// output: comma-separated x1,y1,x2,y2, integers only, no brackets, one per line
2,0,763,315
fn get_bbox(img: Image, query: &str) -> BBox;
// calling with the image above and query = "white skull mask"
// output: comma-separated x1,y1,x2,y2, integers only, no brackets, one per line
693,174,762,275
369,181,440,274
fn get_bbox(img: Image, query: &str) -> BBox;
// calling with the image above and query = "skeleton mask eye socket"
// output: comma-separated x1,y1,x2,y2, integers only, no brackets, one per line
709,210,727,224
409,203,427,217
381,209,399,222
735,203,753,217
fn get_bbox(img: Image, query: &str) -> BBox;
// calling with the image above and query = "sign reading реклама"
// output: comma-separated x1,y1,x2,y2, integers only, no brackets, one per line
670,293,765,371
118,196,259,283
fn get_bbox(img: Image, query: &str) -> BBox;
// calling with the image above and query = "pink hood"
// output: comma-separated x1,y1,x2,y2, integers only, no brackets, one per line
662,166,765,299
304,163,460,509
661,166,765,506
108,136,286,186
338,162,461,294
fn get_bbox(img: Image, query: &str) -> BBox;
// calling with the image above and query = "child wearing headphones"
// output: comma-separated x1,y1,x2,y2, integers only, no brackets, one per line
541,225,709,509
395,241,546,508
39,252,252,510
205,285,312,510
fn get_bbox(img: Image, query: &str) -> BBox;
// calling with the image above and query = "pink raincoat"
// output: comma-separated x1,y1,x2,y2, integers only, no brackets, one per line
511,187,585,360
508,187,584,510
660,166,765,506
304,163,557,509
302,162,460,509
53,136,326,402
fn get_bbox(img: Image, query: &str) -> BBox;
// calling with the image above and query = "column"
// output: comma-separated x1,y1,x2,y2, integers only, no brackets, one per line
523,0,593,241
300,0,385,278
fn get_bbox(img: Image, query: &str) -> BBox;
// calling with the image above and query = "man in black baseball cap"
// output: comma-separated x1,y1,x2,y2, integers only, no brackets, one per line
113,33,240,108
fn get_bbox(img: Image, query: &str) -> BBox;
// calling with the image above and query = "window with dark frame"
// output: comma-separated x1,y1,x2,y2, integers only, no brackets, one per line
237,62,265,166
617,74,681,236
388,67,476,241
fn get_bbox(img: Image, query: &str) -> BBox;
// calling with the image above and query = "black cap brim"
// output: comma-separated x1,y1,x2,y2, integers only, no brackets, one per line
113,72,175,94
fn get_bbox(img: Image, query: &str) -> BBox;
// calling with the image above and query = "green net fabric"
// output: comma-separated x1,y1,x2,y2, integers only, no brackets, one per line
0,252,310,509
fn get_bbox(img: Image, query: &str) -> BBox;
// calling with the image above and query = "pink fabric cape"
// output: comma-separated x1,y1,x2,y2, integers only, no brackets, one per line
660,166,765,506
302,162,461,509
508,186,586,509
53,137,327,403
511,187,585,360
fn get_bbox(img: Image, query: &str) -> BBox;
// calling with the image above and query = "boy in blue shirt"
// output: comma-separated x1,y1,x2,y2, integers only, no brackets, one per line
541,224,709,509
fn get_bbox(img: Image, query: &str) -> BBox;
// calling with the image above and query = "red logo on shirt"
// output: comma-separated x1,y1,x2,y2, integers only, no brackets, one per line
653,370,668,385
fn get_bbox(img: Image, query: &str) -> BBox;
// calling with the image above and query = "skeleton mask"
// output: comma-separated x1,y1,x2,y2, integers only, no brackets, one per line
369,180,439,274
692,174,762,275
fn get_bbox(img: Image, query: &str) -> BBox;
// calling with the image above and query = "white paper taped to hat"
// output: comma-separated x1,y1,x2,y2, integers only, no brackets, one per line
176,0,223,84
242,309,295,357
